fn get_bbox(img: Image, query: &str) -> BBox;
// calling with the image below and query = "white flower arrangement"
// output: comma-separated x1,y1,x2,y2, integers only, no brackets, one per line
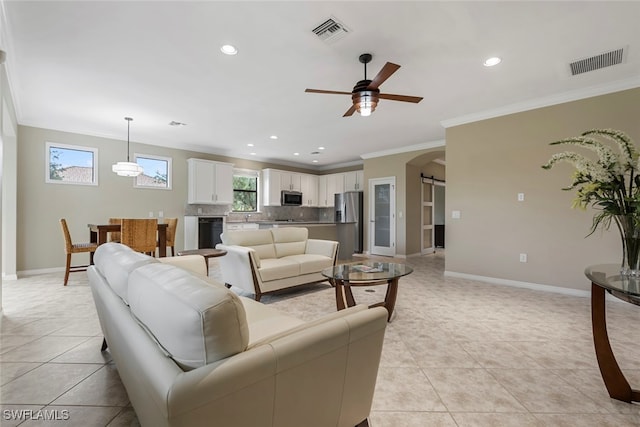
542,129,639,235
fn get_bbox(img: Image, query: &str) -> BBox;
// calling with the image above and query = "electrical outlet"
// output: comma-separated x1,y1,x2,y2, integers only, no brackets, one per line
197,208,202,215
518,193,525,202
519,253,528,263
158,211,164,218
148,211,154,218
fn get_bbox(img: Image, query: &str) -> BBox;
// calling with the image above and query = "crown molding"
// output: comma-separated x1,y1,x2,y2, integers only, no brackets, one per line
360,139,446,160
441,76,640,129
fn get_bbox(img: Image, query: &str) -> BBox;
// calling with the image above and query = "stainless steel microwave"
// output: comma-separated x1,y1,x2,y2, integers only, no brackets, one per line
281,190,303,206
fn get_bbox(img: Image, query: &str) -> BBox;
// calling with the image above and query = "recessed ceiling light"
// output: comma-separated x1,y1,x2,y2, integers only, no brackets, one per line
483,56,502,67
269,135,278,140
250,152,256,156
318,146,325,150
293,152,299,156
220,44,238,55
247,143,254,147
312,160,319,163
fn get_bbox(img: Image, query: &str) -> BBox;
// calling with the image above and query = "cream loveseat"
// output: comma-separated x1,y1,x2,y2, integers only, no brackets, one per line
216,227,339,301
87,242,387,427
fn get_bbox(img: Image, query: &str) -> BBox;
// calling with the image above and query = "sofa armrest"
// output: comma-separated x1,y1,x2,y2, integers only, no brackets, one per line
215,244,262,294
158,255,207,277
166,306,388,426
305,238,339,261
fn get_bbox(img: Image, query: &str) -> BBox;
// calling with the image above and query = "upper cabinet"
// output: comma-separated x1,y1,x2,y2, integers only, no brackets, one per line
262,169,282,206
263,168,361,207
187,158,234,204
300,174,318,207
318,173,345,207
344,170,364,192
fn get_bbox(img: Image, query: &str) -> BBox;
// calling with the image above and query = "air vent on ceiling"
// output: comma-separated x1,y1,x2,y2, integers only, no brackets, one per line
312,17,350,44
569,47,626,76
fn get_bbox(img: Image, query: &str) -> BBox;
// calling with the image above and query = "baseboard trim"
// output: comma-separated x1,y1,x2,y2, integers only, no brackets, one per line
17,267,65,277
2,273,18,281
443,270,591,298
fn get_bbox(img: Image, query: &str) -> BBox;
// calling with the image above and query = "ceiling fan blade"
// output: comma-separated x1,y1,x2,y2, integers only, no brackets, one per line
378,93,423,103
343,105,357,117
367,62,400,90
305,88,352,95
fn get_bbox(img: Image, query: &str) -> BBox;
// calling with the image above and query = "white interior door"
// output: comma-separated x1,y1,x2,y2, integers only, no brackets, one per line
421,179,434,254
369,177,396,256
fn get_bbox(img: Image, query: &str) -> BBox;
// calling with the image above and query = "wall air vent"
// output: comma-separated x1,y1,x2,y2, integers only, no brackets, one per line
569,47,626,76
312,17,350,44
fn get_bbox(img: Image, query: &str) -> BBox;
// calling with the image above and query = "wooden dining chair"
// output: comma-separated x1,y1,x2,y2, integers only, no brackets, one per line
120,218,158,256
162,218,178,256
60,218,98,286
108,217,122,242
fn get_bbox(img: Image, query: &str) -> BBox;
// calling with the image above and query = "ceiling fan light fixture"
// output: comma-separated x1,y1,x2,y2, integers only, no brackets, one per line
356,94,378,117
112,117,143,177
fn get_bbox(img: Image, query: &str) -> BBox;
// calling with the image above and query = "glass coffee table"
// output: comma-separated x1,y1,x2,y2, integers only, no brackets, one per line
322,261,413,322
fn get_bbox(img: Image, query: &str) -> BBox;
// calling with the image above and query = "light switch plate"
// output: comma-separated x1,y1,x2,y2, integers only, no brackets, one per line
451,210,461,219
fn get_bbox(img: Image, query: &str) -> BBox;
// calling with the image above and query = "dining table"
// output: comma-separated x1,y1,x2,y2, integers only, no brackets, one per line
88,222,168,264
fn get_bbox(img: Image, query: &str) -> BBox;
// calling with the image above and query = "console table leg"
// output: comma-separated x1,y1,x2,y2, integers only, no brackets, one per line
591,282,633,402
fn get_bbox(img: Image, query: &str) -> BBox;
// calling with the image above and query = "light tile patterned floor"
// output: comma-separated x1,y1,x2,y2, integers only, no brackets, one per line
1,251,640,426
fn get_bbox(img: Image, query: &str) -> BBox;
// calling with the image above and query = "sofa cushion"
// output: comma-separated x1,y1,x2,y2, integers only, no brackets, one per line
283,254,334,275
258,258,301,282
128,263,249,371
93,242,158,304
222,229,276,260
271,227,308,258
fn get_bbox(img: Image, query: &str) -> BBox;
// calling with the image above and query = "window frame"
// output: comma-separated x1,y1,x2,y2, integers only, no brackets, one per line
232,168,260,212
133,153,173,190
45,142,99,186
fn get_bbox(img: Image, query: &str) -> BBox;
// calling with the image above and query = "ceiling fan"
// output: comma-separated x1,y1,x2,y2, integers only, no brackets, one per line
305,53,423,117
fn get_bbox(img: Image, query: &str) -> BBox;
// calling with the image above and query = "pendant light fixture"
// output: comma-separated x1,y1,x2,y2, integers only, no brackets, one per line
112,117,143,177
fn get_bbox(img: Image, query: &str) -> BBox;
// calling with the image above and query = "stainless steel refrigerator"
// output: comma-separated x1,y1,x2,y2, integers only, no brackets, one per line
335,191,364,254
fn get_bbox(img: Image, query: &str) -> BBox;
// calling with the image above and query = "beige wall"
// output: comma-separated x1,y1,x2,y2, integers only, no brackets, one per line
445,87,640,291
16,126,321,272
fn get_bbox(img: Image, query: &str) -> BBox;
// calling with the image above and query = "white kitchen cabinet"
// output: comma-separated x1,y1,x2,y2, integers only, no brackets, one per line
273,170,301,192
262,169,305,206
318,173,345,207
262,169,282,206
187,158,234,204
344,170,364,192
300,174,318,206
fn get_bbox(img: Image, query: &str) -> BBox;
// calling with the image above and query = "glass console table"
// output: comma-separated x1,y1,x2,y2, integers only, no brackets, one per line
585,264,640,403
322,262,413,322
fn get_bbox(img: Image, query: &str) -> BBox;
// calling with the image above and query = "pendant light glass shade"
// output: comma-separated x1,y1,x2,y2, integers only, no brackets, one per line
112,117,143,177
112,161,143,177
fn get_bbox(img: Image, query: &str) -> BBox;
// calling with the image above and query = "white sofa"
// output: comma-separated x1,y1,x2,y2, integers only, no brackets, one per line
216,227,338,301
87,242,387,427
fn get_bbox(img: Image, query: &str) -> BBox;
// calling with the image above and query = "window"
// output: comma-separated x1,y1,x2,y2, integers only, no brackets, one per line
133,154,172,189
233,169,259,212
46,142,98,185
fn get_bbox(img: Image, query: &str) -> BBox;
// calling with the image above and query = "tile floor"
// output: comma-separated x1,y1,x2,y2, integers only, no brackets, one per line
1,251,640,426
